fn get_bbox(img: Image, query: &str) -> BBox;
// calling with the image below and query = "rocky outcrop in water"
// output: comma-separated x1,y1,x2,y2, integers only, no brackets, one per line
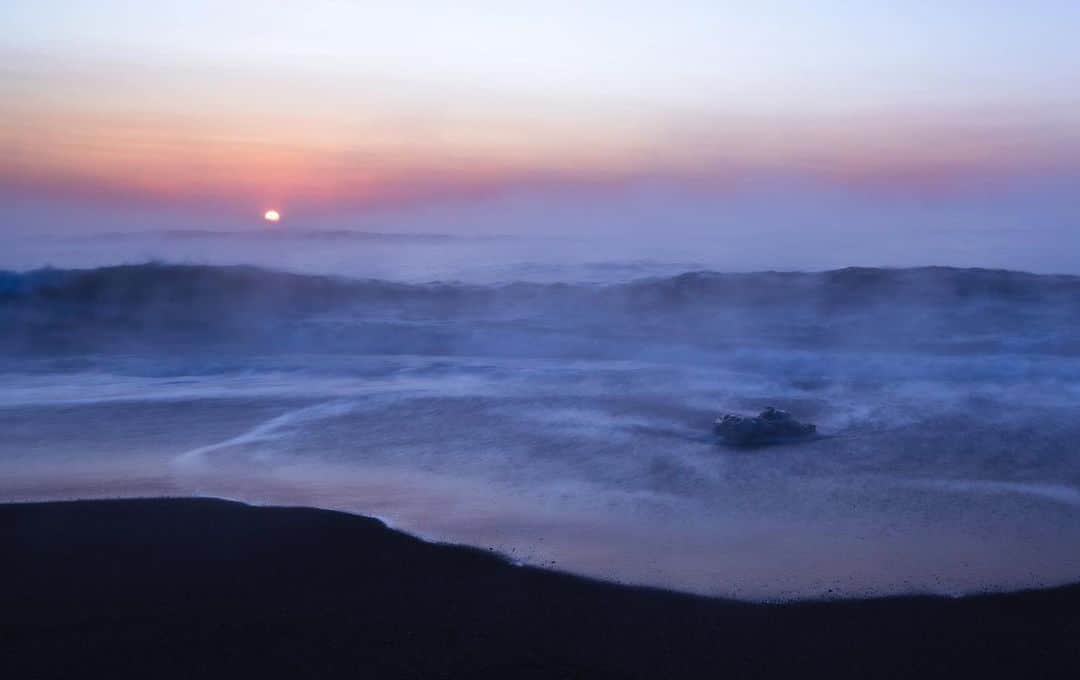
714,407,816,446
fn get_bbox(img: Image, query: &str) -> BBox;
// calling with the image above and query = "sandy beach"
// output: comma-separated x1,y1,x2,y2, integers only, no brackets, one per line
3,497,1078,679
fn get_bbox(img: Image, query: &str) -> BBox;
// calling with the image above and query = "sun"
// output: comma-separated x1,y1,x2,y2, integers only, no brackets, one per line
263,209,281,223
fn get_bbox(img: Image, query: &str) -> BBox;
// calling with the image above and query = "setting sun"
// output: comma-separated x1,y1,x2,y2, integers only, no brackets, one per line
263,209,281,223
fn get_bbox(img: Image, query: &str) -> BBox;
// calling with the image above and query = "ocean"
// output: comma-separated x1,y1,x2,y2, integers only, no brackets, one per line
3,231,1080,600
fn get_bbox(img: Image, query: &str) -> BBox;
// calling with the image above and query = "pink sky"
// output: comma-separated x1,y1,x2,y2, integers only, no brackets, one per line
2,2,1079,243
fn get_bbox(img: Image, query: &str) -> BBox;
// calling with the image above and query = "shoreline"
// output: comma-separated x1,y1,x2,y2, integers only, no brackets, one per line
4,497,1079,678
4,489,1077,604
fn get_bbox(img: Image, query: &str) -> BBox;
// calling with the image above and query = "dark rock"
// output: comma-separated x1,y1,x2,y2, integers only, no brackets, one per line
713,407,817,446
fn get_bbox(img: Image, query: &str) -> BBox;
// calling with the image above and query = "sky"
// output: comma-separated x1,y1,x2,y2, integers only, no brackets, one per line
2,1,1079,259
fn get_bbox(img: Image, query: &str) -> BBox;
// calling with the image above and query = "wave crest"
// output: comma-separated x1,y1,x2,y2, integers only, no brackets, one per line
3,263,1078,357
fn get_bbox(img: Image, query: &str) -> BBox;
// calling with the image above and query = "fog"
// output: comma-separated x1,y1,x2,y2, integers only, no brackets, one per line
7,174,1080,276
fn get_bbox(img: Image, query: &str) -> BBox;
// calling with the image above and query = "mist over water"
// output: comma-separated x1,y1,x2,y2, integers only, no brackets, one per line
3,232,1080,600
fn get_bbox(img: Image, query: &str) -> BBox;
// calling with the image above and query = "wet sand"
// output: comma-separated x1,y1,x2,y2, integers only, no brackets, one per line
3,497,1078,679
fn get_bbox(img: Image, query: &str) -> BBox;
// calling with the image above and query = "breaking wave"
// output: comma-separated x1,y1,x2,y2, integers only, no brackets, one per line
3,263,1080,359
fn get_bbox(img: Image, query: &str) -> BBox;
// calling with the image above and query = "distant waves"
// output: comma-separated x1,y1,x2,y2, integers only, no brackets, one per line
2,263,1079,358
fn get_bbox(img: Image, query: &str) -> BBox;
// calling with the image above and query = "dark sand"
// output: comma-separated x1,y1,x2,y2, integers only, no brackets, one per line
3,498,1078,679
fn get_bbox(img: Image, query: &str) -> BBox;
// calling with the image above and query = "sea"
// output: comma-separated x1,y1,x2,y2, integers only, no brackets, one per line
3,230,1080,600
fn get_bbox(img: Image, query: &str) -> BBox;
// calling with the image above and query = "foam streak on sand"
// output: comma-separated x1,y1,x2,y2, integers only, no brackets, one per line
903,478,1080,508
174,400,359,468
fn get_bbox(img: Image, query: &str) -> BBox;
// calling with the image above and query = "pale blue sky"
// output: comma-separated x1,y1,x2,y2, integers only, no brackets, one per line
5,1,1079,115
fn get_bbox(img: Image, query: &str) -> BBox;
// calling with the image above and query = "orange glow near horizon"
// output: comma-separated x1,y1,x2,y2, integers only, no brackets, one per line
3,60,1079,211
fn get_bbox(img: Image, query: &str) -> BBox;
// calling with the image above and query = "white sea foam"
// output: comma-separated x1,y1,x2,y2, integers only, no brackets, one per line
173,400,360,468
899,478,1080,507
